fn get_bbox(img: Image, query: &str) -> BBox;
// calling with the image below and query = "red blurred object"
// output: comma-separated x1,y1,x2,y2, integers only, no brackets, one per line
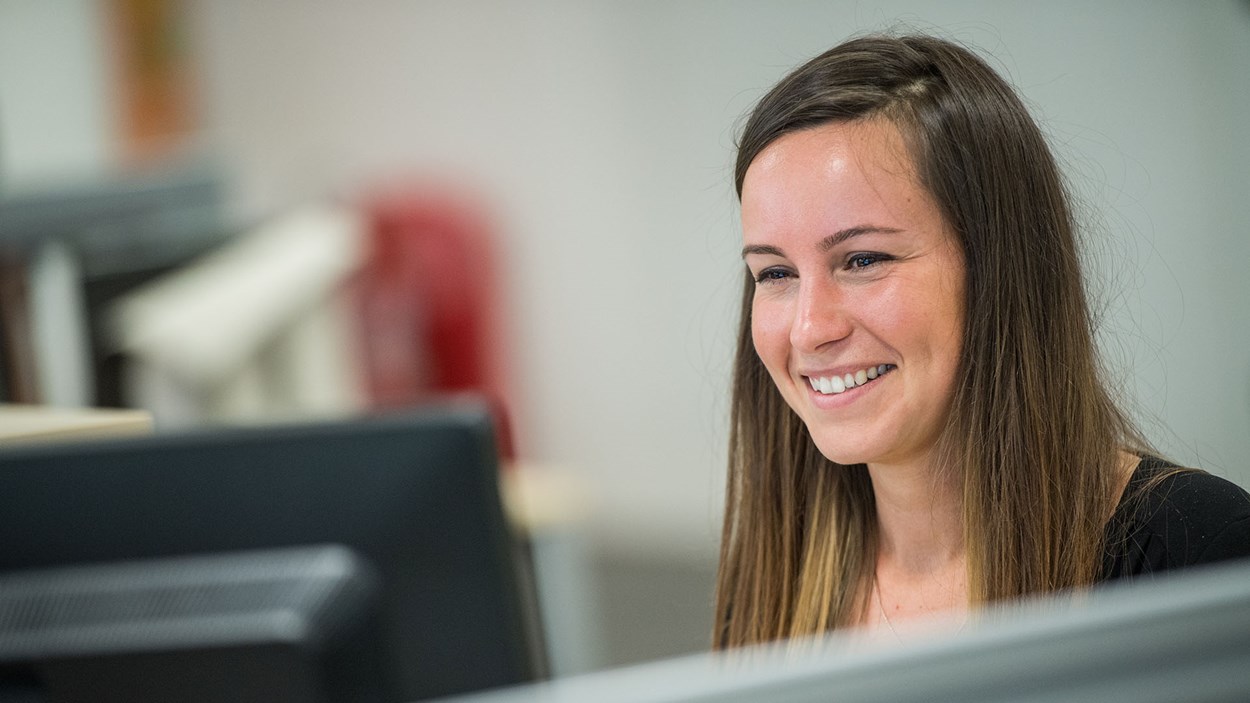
354,187,514,459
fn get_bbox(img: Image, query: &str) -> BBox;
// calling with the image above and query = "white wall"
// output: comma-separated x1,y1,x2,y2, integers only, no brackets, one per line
8,2,1244,559
185,1,1250,558
0,0,114,188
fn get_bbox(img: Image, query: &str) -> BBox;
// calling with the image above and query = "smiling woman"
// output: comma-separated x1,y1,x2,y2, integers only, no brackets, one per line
714,34,1250,649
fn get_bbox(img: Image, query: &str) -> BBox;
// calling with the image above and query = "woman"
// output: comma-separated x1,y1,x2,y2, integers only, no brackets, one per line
715,34,1250,648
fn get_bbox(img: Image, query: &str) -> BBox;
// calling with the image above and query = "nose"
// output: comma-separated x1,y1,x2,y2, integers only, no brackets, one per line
790,276,852,353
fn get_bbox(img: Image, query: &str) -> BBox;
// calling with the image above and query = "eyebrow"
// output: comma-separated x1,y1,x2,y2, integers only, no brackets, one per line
740,225,903,259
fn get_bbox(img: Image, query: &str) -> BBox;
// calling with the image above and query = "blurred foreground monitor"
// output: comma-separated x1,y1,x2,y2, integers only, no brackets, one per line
441,557,1250,703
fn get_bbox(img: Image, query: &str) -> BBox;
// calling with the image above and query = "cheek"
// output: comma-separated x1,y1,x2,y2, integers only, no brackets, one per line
857,273,963,348
929,273,966,366
750,298,796,385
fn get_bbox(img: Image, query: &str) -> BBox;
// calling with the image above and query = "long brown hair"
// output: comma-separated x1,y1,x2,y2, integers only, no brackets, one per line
714,34,1143,648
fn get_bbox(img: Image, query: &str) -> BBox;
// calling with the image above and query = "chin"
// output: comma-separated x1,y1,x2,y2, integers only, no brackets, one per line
807,432,873,466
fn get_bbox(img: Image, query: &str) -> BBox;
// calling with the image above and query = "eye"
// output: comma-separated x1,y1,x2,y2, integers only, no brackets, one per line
846,252,891,270
753,267,793,284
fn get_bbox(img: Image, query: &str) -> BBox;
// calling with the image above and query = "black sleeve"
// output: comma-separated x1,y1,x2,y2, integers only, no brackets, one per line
1197,514,1250,563
1110,468,1250,578
1125,467,1250,572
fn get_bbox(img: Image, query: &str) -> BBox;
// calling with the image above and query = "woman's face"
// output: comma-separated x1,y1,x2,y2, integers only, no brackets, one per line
740,119,965,469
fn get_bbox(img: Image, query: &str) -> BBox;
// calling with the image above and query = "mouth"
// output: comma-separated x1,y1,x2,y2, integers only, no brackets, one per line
805,364,896,395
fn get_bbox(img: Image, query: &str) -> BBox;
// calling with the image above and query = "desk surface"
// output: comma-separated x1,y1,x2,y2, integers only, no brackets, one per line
0,404,154,444
0,405,581,529
0,406,588,539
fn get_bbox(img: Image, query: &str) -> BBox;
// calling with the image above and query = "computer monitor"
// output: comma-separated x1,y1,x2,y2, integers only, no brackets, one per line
0,401,545,702
437,557,1250,703
0,544,387,702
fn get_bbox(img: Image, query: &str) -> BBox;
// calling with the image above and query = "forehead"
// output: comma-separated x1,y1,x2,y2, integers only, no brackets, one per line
747,119,916,182
740,119,938,242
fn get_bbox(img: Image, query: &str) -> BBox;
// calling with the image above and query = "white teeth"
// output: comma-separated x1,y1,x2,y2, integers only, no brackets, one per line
807,365,893,395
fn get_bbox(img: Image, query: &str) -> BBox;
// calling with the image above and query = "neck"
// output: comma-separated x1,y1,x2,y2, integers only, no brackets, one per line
867,457,964,574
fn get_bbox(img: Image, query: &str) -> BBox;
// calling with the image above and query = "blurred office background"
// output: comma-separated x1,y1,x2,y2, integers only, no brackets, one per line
2,0,1249,677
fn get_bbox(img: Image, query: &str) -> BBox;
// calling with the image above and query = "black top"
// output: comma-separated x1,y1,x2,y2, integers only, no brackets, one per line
1100,456,1250,580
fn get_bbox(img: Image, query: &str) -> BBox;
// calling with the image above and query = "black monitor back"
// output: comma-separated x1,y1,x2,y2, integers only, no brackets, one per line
0,403,543,701
0,544,386,703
